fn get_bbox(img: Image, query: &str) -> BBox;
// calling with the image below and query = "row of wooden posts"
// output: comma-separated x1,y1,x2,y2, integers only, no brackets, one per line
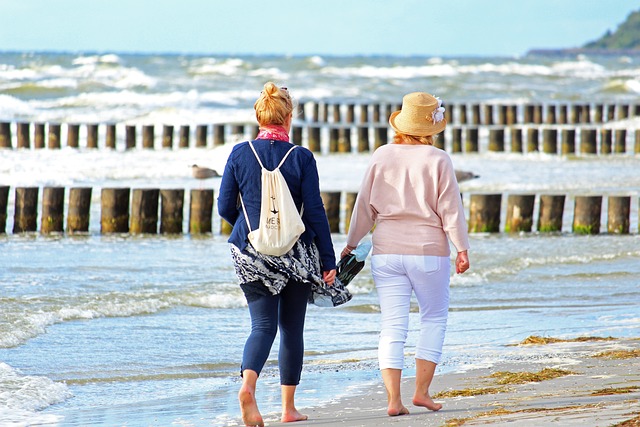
1,121,639,155
1,186,638,236
297,100,640,126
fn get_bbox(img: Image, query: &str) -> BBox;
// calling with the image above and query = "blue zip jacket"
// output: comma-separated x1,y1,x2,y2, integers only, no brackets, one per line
217,139,337,271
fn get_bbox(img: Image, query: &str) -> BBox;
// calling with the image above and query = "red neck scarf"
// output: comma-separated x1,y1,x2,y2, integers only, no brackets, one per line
256,125,290,142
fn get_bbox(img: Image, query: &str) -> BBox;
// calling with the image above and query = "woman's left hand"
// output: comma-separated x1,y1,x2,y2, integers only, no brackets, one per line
456,251,470,274
323,269,336,286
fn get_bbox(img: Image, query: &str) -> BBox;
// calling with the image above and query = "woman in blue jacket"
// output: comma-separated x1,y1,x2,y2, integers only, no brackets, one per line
218,82,347,426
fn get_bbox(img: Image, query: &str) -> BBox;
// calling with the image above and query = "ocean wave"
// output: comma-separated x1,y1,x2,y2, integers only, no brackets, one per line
0,59,156,92
0,362,71,423
72,54,122,66
0,64,39,80
187,57,246,76
602,78,639,94
34,89,195,109
308,55,326,68
320,63,458,79
316,59,616,81
624,78,640,93
0,94,34,116
0,287,246,349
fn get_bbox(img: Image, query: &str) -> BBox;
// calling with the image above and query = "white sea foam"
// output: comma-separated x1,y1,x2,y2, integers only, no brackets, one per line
187,58,246,76
308,55,326,67
0,94,34,116
318,60,610,80
625,78,640,93
0,363,71,423
72,54,122,66
0,66,39,81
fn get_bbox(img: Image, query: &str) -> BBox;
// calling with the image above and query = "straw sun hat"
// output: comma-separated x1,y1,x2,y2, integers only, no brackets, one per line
389,92,446,137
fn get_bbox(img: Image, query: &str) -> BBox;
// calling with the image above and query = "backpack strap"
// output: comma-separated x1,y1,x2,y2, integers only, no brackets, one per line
247,141,265,169
247,140,297,171
240,141,301,232
239,193,251,229
276,145,297,169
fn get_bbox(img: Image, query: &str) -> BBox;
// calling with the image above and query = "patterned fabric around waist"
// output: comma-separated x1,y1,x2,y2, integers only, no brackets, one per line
230,240,352,307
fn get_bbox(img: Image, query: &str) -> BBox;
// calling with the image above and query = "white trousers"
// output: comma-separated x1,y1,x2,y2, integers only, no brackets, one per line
371,254,450,369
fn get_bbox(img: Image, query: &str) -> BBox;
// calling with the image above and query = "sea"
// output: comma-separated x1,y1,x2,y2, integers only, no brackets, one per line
1,51,640,426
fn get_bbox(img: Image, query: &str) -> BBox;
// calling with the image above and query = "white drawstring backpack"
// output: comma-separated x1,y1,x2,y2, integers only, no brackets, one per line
239,141,305,256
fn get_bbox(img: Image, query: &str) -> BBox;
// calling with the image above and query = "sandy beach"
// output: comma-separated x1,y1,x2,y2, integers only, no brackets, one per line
244,337,640,427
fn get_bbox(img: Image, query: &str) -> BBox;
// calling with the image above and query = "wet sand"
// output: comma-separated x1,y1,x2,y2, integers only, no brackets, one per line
250,337,640,427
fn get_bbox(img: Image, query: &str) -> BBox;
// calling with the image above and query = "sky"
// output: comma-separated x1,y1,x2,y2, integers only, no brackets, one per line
1,0,638,57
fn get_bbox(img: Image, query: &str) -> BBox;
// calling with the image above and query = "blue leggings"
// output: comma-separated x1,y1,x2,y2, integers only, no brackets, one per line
241,280,311,385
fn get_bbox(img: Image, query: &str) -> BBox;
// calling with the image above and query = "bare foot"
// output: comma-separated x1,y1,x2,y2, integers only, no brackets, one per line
281,408,308,423
412,394,442,411
239,386,264,427
387,404,410,417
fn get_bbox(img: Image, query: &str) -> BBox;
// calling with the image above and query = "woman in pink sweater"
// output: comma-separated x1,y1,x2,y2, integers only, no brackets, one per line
341,92,470,416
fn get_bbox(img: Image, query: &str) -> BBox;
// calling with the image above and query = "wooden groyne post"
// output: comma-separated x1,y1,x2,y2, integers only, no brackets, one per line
160,189,184,234
67,187,92,233
130,189,160,234
573,196,602,235
292,125,303,146
101,188,130,233
321,191,341,233
0,186,9,233
580,129,597,154
162,125,174,149
607,196,630,234
374,126,388,149
197,124,209,148
48,124,61,149
106,124,116,149
307,125,321,152
465,128,479,152
601,129,612,154
542,128,557,154
357,126,369,152
537,195,565,232
451,128,462,153
561,129,576,155
511,128,523,153
505,194,535,233
17,123,30,149
13,187,39,233
179,125,190,148
87,124,99,149
488,129,504,152
614,129,626,154
0,122,12,148
41,186,65,234
343,192,358,234
220,219,233,235
468,194,502,233
189,189,214,234
143,125,155,149
526,128,539,152
67,124,80,148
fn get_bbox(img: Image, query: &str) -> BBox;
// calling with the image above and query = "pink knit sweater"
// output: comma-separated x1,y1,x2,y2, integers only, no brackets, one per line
346,144,470,256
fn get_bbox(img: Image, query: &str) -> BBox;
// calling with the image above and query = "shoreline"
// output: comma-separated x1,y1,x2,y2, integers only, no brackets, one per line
250,337,640,427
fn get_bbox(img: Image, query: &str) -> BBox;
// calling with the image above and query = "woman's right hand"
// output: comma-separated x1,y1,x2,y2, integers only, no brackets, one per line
456,251,470,274
323,269,336,286
340,245,355,259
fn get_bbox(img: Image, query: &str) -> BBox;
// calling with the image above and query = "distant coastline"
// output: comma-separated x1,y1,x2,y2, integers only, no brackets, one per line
527,47,640,57
528,9,640,57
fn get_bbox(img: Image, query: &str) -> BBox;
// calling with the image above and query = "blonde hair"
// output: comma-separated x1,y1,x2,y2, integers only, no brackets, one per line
392,133,435,146
254,82,293,126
